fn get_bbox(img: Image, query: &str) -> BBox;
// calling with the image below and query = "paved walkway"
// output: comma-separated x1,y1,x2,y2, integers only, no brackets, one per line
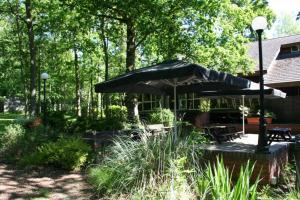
0,163,93,200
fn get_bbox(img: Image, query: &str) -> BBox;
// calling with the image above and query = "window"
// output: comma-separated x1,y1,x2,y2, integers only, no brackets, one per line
138,95,162,111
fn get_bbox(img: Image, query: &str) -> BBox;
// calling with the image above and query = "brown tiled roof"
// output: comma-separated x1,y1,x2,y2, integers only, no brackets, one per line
247,34,300,71
265,56,300,85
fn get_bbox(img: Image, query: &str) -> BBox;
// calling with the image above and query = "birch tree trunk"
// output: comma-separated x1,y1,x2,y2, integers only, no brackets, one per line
74,47,81,117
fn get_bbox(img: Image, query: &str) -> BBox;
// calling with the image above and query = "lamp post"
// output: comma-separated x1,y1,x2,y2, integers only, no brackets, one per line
41,72,49,125
251,16,269,153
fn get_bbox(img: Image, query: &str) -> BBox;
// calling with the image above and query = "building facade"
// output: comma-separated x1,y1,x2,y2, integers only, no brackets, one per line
138,35,300,124
247,34,300,123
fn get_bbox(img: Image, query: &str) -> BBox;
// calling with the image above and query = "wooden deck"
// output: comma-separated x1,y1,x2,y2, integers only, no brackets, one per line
217,123,300,134
200,134,291,185
200,134,290,153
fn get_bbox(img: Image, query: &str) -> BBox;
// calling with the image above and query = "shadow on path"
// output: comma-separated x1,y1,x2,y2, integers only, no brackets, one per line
0,163,93,200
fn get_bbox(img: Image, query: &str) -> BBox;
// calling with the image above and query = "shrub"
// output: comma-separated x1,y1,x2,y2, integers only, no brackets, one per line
105,105,127,121
21,137,91,171
65,105,128,133
104,105,128,130
0,124,25,158
149,108,174,126
47,111,68,131
21,124,53,152
66,116,95,134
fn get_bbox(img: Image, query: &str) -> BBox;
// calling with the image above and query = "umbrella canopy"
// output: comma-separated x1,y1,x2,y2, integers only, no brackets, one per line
95,60,252,95
188,82,286,99
95,60,286,137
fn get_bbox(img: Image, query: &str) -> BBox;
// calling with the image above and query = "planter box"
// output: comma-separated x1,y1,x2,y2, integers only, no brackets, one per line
265,117,273,124
247,117,273,124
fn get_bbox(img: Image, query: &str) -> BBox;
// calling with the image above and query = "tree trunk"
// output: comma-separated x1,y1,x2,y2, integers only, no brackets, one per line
90,76,94,117
37,49,41,115
100,19,110,109
125,21,136,72
74,47,81,117
97,65,103,118
125,21,139,122
25,0,37,117
11,1,28,116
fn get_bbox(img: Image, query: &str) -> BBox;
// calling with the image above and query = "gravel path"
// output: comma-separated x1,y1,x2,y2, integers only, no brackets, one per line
0,163,94,200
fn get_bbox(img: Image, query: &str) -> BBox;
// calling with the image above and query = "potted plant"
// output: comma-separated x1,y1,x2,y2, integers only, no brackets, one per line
242,106,259,124
246,109,276,125
264,111,276,124
246,113,259,124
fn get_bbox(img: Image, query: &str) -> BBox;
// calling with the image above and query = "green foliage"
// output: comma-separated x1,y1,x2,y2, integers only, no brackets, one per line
0,124,25,157
66,106,128,133
197,158,260,200
65,105,128,133
249,109,277,119
88,131,205,196
0,114,57,162
0,0,274,117
47,111,69,131
89,132,261,199
0,113,20,133
199,98,211,112
265,111,277,119
273,13,300,38
21,137,91,171
105,105,127,122
257,163,300,200
104,105,128,130
149,108,174,126
66,116,99,134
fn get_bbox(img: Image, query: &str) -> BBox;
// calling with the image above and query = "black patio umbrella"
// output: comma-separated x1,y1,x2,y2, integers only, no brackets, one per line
95,60,257,135
95,60,251,95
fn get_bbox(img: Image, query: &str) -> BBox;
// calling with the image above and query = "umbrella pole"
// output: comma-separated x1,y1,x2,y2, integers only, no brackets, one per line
242,95,245,135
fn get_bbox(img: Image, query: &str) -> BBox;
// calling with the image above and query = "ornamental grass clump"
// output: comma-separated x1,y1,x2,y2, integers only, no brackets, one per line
88,131,205,197
89,130,260,199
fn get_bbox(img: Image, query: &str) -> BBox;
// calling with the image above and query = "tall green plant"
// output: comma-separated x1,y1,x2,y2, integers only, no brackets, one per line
88,131,204,196
197,157,260,200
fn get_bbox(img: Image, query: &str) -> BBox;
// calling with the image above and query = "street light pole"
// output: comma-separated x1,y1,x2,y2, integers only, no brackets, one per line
41,72,49,126
252,16,269,153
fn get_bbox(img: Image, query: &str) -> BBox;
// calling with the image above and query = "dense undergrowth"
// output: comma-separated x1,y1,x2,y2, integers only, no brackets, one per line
1,111,300,199
88,131,260,199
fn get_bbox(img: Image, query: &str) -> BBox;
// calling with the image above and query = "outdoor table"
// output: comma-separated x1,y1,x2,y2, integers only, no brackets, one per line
267,127,293,144
204,126,235,143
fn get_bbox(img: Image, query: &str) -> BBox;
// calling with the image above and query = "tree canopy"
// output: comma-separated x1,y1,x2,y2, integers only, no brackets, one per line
273,13,300,37
0,0,275,117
